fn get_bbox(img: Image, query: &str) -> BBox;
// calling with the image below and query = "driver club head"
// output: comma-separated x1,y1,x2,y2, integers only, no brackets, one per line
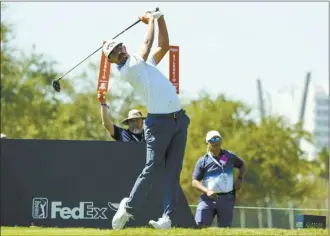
52,80,61,92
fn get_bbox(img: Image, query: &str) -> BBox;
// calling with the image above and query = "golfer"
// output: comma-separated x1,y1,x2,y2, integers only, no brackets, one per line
192,130,245,228
103,9,190,230
98,92,145,142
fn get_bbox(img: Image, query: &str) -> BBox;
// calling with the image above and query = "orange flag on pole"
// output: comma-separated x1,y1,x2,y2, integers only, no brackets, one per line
169,45,180,94
97,41,111,94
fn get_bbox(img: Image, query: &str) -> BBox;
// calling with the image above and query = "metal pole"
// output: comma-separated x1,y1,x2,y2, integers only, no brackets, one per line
257,200,263,228
257,207,263,228
257,78,266,119
298,72,311,124
265,197,273,228
240,208,246,228
288,201,294,229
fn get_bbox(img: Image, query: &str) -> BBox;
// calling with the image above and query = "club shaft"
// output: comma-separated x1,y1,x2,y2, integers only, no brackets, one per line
112,19,141,40
57,19,141,81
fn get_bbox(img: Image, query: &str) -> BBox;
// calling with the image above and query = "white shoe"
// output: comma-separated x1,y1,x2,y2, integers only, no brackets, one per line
112,198,133,230
149,215,171,229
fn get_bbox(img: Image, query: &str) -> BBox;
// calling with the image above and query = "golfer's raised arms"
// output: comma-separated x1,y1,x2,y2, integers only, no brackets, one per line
139,13,155,61
152,15,170,65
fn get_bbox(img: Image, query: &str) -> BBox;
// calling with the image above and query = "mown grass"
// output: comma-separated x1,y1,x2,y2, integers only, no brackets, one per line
1,226,328,236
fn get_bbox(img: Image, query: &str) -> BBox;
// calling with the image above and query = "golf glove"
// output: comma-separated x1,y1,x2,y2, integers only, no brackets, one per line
145,8,163,20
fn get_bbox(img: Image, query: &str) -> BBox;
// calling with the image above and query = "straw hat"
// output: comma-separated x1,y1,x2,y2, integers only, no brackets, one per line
121,109,146,125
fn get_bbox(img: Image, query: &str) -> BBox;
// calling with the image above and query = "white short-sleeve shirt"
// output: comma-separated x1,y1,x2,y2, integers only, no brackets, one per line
118,54,182,114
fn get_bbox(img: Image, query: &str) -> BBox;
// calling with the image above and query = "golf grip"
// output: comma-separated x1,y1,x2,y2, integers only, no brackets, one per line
57,7,159,81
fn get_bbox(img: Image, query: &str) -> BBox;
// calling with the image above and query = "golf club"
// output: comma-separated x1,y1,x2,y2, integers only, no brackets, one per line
52,8,159,92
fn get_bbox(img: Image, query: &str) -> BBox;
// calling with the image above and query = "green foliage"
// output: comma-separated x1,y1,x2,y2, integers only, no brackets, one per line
316,147,329,180
1,20,327,208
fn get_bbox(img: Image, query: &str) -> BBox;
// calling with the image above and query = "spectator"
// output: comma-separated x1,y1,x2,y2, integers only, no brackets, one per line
192,130,245,228
98,92,145,142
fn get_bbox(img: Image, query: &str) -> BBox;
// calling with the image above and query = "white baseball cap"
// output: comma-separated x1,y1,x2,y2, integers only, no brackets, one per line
103,39,123,58
205,130,222,143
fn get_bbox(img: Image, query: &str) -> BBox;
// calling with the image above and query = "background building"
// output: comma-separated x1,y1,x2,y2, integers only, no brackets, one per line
313,88,329,155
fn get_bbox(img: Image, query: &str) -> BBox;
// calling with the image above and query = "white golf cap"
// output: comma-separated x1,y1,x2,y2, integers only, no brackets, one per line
205,130,222,143
103,39,123,58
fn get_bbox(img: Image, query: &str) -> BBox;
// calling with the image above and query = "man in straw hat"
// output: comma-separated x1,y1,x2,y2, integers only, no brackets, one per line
103,9,190,230
98,92,145,142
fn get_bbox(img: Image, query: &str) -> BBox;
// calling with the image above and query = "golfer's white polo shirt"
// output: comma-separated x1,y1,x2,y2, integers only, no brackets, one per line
118,54,181,114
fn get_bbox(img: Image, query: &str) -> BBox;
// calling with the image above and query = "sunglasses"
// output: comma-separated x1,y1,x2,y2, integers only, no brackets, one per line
208,137,222,143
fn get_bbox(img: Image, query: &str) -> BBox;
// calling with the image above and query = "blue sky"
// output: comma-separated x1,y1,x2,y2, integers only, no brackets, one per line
2,2,328,110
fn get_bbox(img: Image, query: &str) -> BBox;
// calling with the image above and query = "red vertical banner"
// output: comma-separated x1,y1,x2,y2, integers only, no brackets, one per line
169,45,179,94
97,41,111,93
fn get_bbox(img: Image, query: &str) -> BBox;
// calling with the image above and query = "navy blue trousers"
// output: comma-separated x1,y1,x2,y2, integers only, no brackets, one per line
125,109,190,217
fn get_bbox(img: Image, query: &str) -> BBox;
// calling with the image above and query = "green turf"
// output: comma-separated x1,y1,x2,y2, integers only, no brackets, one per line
1,226,328,236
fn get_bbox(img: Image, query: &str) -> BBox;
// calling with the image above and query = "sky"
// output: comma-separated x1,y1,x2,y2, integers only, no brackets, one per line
2,2,329,111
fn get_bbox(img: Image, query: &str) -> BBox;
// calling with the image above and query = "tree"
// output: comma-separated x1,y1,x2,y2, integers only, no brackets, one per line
313,147,329,180
1,22,74,139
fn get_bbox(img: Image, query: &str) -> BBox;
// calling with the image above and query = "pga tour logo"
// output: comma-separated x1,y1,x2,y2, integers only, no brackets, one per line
32,197,48,219
32,197,109,220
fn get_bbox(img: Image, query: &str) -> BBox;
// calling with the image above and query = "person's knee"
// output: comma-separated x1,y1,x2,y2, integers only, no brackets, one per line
141,159,164,177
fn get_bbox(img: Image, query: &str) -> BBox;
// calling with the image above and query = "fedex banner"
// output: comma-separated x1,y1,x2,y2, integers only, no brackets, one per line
1,139,196,229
